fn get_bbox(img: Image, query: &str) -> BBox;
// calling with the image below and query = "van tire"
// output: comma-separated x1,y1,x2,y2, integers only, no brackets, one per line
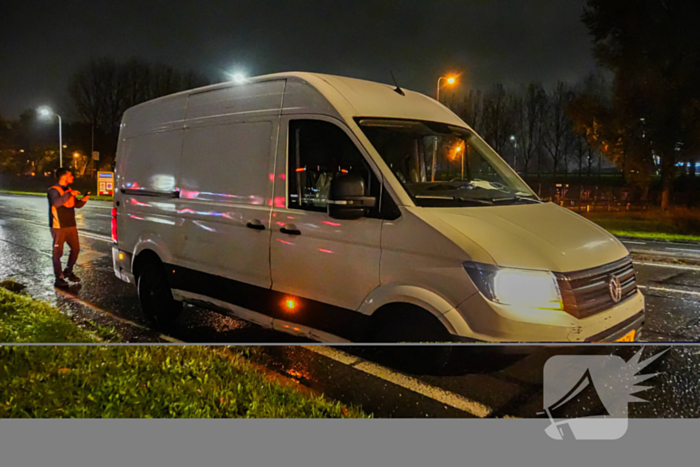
137,258,182,328
371,305,454,373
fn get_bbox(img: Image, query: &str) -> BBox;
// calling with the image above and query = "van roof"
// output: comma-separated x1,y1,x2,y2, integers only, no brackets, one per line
262,72,466,126
126,72,467,128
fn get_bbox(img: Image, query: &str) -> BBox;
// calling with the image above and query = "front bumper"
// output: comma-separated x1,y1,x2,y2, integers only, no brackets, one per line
585,310,644,342
452,289,645,342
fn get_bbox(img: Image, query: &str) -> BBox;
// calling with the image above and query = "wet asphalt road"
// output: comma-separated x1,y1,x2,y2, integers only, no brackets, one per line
620,238,700,262
1,193,699,418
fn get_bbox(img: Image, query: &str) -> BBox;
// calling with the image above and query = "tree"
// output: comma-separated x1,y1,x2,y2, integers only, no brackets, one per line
68,57,213,168
583,0,700,209
455,89,485,134
541,82,573,175
481,84,515,156
512,83,547,175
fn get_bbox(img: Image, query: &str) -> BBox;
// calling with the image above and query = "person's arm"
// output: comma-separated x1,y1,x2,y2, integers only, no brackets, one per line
75,195,88,208
48,187,74,208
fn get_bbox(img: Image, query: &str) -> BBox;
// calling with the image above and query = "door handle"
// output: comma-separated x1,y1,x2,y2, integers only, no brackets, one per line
246,220,265,230
280,224,301,235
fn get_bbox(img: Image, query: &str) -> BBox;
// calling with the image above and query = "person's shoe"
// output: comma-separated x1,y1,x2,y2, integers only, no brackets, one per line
54,277,70,288
64,271,81,282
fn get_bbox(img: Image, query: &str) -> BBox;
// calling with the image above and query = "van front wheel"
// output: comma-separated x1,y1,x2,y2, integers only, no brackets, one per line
371,305,454,373
137,259,182,328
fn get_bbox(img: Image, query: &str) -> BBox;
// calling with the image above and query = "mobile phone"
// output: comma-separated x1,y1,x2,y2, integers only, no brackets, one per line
82,192,91,199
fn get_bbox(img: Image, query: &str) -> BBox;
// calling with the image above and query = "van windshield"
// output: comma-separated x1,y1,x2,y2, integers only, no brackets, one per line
357,118,537,207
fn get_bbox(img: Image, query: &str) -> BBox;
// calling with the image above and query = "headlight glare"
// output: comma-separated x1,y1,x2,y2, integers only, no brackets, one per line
464,262,563,311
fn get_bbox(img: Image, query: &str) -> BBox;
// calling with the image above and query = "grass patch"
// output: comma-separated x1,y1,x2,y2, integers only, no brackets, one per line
0,346,367,418
606,230,700,243
0,285,105,343
582,208,700,243
0,284,366,418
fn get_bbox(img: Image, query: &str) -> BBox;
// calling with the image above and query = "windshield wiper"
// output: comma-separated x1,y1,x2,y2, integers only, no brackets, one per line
490,195,542,204
415,195,494,205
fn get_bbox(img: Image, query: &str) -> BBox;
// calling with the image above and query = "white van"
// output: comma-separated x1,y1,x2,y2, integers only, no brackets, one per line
112,72,644,344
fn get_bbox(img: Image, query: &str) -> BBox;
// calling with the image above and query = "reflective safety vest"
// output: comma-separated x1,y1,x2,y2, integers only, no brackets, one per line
49,185,75,228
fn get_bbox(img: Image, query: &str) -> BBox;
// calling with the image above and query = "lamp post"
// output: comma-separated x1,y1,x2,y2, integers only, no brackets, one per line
510,135,518,169
38,107,63,168
436,76,456,102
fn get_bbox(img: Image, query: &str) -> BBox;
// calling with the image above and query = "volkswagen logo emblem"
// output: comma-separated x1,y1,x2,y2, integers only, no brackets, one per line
609,275,623,303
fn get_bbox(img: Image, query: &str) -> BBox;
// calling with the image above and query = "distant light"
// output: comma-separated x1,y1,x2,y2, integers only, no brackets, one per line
63,145,67,148
284,299,297,311
510,135,516,141
232,73,246,83
19,149,24,153
73,152,80,158
447,77,456,84
37,107,52,117
118,253,125,260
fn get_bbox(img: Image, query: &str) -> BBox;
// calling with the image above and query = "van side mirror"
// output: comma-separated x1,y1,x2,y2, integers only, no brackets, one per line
327,174,376,220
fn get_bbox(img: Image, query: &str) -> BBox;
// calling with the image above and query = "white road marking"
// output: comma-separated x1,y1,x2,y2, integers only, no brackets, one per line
304,345,494,418
79,232,112,243
638,285,700,297
634,261,700,271
667,248,700,253
623,241,647,245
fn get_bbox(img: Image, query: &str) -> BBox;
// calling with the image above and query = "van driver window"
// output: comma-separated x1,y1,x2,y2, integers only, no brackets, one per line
287,120,378,213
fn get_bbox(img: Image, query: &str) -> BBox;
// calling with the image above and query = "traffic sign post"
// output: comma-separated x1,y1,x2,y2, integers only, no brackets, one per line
97,171,114,196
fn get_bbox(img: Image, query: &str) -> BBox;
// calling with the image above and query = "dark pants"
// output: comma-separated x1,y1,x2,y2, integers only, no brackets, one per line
50,227,80,278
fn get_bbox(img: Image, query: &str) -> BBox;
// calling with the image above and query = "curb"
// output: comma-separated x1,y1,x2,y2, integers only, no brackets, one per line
617,235,700,246
630,251,700,268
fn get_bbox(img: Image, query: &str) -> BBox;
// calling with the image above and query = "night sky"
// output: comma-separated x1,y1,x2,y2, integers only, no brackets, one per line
1,0,598,120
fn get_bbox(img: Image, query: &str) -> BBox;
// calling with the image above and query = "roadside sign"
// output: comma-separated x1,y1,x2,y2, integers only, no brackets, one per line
98,171,114,196
92,151,100,161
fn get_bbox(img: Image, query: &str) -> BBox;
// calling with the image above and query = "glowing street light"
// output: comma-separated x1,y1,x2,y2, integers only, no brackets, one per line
38,106,63,168
437,75,458,101
510,135,518,168
231,73,246,84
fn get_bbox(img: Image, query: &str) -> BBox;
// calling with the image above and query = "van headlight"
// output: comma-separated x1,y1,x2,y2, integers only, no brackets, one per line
463,262,563,311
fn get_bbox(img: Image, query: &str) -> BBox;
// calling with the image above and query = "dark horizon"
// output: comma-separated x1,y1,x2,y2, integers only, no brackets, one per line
1,0,598,121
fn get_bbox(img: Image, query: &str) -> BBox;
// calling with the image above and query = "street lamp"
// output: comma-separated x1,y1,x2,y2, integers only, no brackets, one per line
38,107,63,168
436,75,457,102
510,135,518,168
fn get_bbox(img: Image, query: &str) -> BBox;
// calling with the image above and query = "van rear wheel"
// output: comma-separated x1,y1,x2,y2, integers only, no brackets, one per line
137,259,182,328
372,306,454,373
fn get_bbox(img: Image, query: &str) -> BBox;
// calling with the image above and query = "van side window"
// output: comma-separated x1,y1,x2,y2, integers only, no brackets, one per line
288,120,380,215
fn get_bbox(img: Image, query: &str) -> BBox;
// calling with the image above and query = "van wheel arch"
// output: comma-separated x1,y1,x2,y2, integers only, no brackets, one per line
368,303,454,372
369,303,453,343
133,249,161,281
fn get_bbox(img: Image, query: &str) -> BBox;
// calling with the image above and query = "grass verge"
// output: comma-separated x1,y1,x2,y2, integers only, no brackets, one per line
581,208,700,243
0,283,367,418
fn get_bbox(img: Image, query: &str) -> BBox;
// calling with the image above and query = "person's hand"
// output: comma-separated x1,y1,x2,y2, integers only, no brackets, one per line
81,195,90,202
71,190,81,197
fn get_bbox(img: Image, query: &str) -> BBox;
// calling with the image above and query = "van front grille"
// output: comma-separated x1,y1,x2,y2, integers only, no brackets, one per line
555,256,637,319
